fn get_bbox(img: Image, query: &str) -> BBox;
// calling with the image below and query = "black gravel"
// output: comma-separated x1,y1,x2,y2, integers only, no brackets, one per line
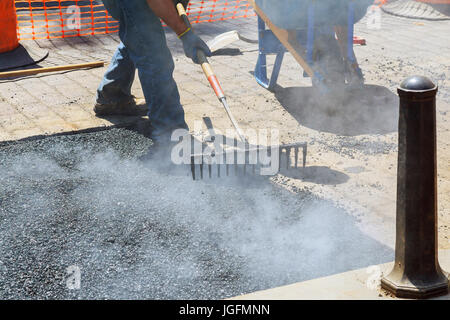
0,128,392,299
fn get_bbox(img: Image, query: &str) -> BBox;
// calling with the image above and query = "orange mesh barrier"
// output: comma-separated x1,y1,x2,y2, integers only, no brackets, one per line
1,0,19,52
14,0,255,41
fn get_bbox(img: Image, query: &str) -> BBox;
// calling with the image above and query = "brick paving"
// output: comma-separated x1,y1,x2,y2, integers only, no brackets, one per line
0,15,261,141
382,0,450,21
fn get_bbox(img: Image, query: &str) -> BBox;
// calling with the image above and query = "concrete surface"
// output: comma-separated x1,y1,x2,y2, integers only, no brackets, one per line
232,249,450,300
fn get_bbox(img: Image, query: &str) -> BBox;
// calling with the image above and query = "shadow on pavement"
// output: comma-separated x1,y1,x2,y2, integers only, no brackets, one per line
274,84,399,136
211,48,243,57
279,165,350,185
0,44,48,72
431,4,450,16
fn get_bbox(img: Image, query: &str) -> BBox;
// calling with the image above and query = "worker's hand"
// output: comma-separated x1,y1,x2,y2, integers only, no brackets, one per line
179,28,212,64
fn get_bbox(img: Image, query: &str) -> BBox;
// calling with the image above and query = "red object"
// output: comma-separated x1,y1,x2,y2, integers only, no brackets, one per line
353,36,366,46
0,0,19,53
207,75,225,100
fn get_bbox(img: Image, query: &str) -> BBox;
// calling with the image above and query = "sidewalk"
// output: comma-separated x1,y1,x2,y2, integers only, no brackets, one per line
232,250,450,300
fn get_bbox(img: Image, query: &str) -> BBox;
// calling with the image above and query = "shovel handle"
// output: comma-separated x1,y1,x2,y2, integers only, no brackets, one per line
176,3,225,100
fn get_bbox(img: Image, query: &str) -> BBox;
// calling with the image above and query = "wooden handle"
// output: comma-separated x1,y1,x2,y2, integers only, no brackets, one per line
176,3,188,18
177,3,191,29
0,61,105,79
176,3,225,100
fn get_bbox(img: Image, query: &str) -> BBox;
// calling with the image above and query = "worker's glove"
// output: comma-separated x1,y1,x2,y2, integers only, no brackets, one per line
179,28,212,64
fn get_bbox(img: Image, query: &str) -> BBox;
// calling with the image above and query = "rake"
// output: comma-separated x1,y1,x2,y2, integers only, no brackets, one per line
176,3,307,180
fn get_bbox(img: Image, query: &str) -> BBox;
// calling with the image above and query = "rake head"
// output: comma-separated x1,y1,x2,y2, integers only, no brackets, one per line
190,141,307,180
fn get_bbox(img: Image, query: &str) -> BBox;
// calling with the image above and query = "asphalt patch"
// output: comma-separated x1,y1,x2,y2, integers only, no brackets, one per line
0,128,392,299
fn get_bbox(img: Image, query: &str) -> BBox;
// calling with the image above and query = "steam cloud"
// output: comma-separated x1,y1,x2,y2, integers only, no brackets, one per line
0,129,392,299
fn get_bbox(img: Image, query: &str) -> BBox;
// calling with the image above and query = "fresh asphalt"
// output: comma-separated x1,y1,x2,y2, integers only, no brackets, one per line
0,128,392,299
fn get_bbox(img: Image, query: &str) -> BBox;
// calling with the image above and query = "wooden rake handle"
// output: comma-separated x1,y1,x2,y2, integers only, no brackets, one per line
176,3,225,101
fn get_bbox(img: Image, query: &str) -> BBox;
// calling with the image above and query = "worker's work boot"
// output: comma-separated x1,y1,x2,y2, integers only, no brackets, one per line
93,97,147,117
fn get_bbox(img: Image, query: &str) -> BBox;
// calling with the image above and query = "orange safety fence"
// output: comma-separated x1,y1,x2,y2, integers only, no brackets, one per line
14,0,255,41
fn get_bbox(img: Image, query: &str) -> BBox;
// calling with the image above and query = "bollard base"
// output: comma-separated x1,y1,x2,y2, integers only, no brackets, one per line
381,273,449,299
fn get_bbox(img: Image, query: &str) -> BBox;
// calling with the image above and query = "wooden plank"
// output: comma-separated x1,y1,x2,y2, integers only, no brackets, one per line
0,61,105,79
248,0,315,78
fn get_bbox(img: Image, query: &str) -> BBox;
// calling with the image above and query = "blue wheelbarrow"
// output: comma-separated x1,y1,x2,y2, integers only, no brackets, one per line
249,0,373,93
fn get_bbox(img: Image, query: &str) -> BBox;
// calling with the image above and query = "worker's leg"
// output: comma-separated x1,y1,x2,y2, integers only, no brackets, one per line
96,42,136,105
116,0,188,138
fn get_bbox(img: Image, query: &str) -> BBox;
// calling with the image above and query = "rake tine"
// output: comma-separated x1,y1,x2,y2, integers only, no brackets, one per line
286,147,291,169
226,148,230,176
267,147,272,172
253,148,257,175
220,152,225,178
243,150,247,175
303,144,307,168
279,147,282,172
191,156,196,181
200,154,204,180
234,139,238,176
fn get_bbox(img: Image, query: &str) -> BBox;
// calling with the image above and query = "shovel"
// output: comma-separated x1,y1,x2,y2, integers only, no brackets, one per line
207,30,258,53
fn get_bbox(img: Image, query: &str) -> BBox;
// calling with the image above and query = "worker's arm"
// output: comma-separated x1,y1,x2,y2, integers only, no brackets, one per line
146,0,187,36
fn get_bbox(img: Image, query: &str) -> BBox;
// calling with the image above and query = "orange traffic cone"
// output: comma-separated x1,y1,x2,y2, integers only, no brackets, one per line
0,0,19,53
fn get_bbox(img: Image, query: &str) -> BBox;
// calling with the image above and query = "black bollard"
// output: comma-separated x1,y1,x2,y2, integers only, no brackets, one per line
381,76,449,299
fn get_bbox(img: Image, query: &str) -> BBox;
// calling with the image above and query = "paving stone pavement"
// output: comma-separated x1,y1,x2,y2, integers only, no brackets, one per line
382,0,450,21
0,15,259,141
0,10,449,250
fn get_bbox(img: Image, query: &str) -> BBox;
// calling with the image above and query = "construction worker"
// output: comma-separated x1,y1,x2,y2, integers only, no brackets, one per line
95,0,211,145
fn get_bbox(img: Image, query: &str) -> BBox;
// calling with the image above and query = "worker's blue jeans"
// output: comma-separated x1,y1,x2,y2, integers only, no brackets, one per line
97,0,188,138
